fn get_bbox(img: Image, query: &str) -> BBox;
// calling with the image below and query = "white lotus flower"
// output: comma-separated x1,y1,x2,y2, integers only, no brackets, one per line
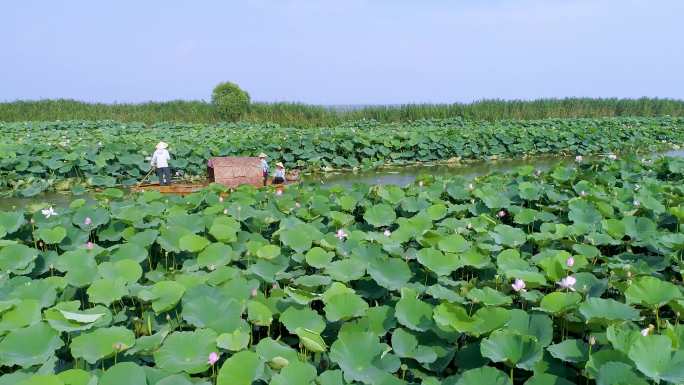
557,275,577,291
41,207,57,218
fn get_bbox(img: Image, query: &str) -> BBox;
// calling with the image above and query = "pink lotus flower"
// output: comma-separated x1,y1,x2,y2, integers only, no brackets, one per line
566,256,575,267
208,352,219,365
511,279,526,293
86,242,94,250
497,210,506,218
276,190,283,196
575,155,583,162
383,229,391,237
336,229,348,240
84,217,92,226
557,275,577,291
251,288,258,297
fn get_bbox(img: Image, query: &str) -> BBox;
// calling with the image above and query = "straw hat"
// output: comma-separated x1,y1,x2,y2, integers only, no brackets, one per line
258,152,267,158
156,142,168,150
276,162,284,168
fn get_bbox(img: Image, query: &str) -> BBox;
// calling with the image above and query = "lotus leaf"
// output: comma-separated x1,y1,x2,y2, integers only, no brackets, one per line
480,330,543,370
154,329,218,374
625,276,681,309
70,326,135,364
99,362,146,385
0,322,63,368
217,350,264,385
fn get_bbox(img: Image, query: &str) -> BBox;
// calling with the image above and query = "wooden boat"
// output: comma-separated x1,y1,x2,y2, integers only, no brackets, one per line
131,157,300,195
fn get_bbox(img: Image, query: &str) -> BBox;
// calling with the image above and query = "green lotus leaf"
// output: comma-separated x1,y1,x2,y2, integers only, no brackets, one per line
539,292,582,314
256,337,300,364
579,297,642,323
56,369,95,385
99,362,146,385
0,299,41,332
217,350,264,385
628,335,684,384
154,329,218,374
0,322,63,368
36,226,67,244
329,330,391,384
126,228,158,246
72,207,109,230
417,248,461,276
481,330,543,370
270,360,317,385
179,233,210,252
256,244,280,260
139,280,186,314
391,328,437,364
97,259,142,284
547,339,589,363
367,256,411,291
156,374,195,385
466,287,512,306
492,224,527,247
45,301,111,332
625,276,682,309
524,373,576,385
86,278,128,305
305,247,334,268
395,288,433,331
247,299,273,326
506,309,554,347
280,223,318,252
15,375,63,385
0,244,38,274
181,285,243,333
0,211,25,234
109,242,148,263
438,234,470,253
455,366,512,385
216,323,250,351
596,362,649,385
585,349,633,379
363,204,397,227
70,326,135,364
197,242,235,268
209,217,240,243
281,306,326,334
325,259,366,282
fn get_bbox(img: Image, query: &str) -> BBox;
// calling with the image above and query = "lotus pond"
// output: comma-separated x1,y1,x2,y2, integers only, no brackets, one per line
1,155,684,385
1,117,684,196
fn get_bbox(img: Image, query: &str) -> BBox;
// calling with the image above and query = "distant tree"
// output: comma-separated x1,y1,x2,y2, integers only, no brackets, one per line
211,82,250,121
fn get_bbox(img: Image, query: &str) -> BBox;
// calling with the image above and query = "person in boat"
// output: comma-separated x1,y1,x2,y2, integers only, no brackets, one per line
273,162,286,185
259,153,269,186
150,141,172,186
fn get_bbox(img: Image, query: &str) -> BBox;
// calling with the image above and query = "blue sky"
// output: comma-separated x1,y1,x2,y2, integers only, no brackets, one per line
2,0,682,104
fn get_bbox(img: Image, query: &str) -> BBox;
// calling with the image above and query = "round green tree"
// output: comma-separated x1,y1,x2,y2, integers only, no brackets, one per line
211,82,250,121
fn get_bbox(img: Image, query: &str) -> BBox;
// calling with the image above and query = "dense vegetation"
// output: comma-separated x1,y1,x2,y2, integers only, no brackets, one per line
1,156,684,384
1,98,684,127
1,117,683,196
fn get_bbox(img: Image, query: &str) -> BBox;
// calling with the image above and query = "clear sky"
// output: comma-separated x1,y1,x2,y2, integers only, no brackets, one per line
2,0,683,104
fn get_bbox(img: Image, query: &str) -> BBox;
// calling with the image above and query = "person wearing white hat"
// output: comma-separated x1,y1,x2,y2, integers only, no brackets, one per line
272,162,285,185
258,153,269,186
150,142,172,185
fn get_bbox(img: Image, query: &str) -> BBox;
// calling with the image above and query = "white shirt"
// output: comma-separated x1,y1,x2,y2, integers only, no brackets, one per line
151,149,171,168
261,159,269,173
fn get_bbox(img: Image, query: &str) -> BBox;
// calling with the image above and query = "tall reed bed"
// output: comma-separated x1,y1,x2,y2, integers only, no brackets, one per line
1,97,683,127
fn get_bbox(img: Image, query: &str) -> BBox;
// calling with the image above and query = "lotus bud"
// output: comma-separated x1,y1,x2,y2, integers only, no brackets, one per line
566,256,575,267
38,241,44,247
30,218,35,224
466,223,472,229
49,263,54,270
251,288,258,297
166,314,171,320
223,209,228,215
272,282,278,289
86,242,94,250
608,154,617,160
219,196,224,202
418,181,424,187
384,229,391,237
580,190,587,197
641,324,654,336
589,336,596,346
208,264,216,271
633,200,640,207
468,183,474,190
208,352,219,365
84,217,92,226
113,342,126,351
497,210,506,218
575,155,583,162
295,202,301,208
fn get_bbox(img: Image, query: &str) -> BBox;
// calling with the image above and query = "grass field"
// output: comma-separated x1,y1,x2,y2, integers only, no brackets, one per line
1,98,683,127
